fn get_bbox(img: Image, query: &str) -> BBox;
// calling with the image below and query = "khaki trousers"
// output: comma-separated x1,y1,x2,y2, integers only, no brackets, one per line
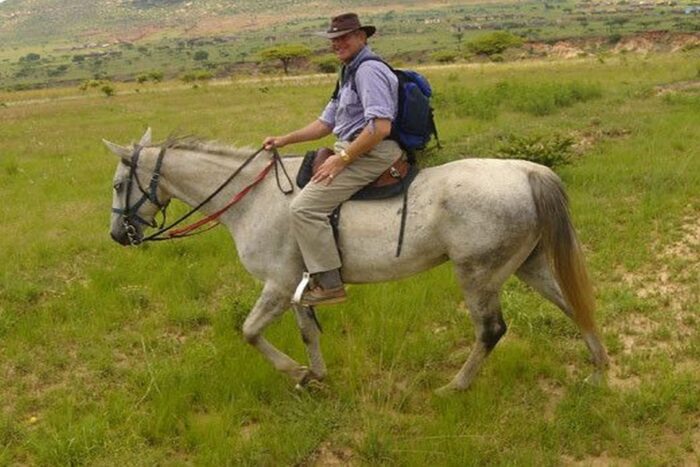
290,139,402,274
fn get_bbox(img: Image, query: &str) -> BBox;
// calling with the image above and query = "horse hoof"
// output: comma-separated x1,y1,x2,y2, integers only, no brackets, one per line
584,370,607,387
295,368,325,388
295,374,328,394
434,384,458,397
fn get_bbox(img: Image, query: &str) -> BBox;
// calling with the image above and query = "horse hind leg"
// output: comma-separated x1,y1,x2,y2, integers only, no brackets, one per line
437,264,508,394
515,244,609,379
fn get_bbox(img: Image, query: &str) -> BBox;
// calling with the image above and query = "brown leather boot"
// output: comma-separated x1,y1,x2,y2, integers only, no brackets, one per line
299,284,347,306
299,269,346,306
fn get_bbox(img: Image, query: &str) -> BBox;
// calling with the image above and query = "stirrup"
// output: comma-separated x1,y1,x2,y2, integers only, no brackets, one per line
292,272,311,305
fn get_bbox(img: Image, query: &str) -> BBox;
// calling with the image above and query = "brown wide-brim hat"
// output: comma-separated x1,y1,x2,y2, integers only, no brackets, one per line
316,13,376,39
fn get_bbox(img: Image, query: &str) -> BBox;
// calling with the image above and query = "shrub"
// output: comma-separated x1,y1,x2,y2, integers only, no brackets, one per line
148,71,164,82
497,133,575,168
193,50,209,61
313,54,339,74
136,74,149,84
466,32,523,56
431,50,459,63
19,53,41,63
79,79,105,91
101,84,115,97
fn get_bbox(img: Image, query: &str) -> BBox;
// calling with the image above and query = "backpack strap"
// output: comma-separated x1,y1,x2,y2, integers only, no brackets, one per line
330,56,392,100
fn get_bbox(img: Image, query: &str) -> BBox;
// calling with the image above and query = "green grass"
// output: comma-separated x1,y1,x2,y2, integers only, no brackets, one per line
0,51,699,464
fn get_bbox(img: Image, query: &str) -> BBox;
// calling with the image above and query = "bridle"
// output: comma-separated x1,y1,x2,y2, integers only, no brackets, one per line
112,145,169,245
112,144,293,246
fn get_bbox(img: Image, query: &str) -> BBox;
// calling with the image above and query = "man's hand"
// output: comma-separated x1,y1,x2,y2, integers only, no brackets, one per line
311,154,348,185
263,136,287,150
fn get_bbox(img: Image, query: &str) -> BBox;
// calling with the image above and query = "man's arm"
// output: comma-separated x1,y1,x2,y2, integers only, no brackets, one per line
263,119,332,150
310,118,392,185
342,118,391,162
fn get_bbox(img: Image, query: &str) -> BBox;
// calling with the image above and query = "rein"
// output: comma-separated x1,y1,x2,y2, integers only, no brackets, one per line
116,145,293,245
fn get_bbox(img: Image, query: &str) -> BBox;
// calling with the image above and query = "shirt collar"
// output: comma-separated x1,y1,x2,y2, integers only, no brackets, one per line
342,46,375,84
347,45,373,69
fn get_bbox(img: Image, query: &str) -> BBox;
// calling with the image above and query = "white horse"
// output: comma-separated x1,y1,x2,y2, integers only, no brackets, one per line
106,129,608,393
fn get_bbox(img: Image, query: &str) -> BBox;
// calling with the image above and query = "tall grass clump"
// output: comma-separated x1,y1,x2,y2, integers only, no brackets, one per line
441,81,602,119
437,86,502,120
506,82,603,116
497,133,575,168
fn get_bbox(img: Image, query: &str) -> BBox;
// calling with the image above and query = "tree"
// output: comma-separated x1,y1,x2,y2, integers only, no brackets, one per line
259,44,311,75
466,32,524,56
19,53,41,63
193,50,209,61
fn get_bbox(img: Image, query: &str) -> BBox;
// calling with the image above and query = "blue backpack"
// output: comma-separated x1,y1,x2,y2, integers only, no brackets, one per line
332,57,440,155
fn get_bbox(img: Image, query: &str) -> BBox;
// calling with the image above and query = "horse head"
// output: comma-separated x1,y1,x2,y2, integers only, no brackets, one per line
104,128,170,246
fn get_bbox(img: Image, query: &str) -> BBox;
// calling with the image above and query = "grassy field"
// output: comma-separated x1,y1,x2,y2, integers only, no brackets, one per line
0,51,699,465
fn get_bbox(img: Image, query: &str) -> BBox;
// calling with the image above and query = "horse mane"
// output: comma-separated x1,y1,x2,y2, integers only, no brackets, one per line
155,136,256,158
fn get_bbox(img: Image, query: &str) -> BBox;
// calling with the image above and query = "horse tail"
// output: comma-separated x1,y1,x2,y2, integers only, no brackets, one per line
527,169,597,333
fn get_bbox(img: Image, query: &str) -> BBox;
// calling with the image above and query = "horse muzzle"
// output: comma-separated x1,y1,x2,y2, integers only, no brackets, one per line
110,218,143,246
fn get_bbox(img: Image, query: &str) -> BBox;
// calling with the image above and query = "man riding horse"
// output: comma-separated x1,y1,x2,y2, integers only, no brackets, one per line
263,13,403,306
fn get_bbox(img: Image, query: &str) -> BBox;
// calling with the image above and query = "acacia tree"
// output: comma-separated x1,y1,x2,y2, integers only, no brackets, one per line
259,44,311,75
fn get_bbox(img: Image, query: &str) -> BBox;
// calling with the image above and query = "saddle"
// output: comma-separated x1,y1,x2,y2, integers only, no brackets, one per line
296,148,418,200
295,148,418,257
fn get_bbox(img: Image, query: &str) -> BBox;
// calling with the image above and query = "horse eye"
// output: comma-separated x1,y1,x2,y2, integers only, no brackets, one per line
113,181,124,192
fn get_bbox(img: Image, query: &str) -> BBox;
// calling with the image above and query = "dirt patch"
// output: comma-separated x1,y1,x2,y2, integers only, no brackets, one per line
240,421,259,442
550,42,588,59
609,213,699,389
527,32,700,59
538,379,565,421
571,126,631,154
561,451,633,466
655,80,700,96
305,441,354,466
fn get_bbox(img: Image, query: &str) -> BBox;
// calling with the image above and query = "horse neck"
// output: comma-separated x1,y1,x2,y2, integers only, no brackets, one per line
152,146,274,215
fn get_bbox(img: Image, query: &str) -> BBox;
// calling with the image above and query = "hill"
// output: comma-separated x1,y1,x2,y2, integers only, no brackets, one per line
0,0,698,91
0,0,473,46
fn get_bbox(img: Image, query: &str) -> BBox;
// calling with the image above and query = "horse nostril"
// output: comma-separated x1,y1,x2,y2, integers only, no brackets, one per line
111,231,130,246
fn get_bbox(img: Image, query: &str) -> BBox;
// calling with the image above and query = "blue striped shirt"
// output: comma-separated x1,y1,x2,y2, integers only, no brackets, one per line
319,46,398,142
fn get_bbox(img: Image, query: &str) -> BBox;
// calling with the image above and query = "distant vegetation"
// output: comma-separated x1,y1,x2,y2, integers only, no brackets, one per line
259,44,312,75
466,32,524,56
0,0,698,90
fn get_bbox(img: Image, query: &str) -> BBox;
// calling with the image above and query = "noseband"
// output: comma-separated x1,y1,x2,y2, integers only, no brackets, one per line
112,145,168,245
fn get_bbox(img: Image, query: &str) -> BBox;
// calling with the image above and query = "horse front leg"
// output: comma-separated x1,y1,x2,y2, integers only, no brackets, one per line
242,283,308,383
292,304,327,386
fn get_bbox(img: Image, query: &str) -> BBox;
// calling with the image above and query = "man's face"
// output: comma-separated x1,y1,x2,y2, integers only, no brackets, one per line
331,30,366,64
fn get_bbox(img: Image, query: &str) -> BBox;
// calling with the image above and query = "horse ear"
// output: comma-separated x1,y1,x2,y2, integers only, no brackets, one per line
139,127,152,147
103,139,131,159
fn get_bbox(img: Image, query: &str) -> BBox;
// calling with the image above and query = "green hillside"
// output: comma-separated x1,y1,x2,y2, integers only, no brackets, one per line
0,0,697,91
0,0,469,45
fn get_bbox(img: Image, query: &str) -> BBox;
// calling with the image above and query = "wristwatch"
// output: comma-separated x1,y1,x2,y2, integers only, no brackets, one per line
339,149,351,163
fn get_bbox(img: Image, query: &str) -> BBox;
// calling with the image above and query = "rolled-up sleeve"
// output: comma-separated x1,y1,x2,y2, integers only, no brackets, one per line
319,99,337,128
355,62,398,123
